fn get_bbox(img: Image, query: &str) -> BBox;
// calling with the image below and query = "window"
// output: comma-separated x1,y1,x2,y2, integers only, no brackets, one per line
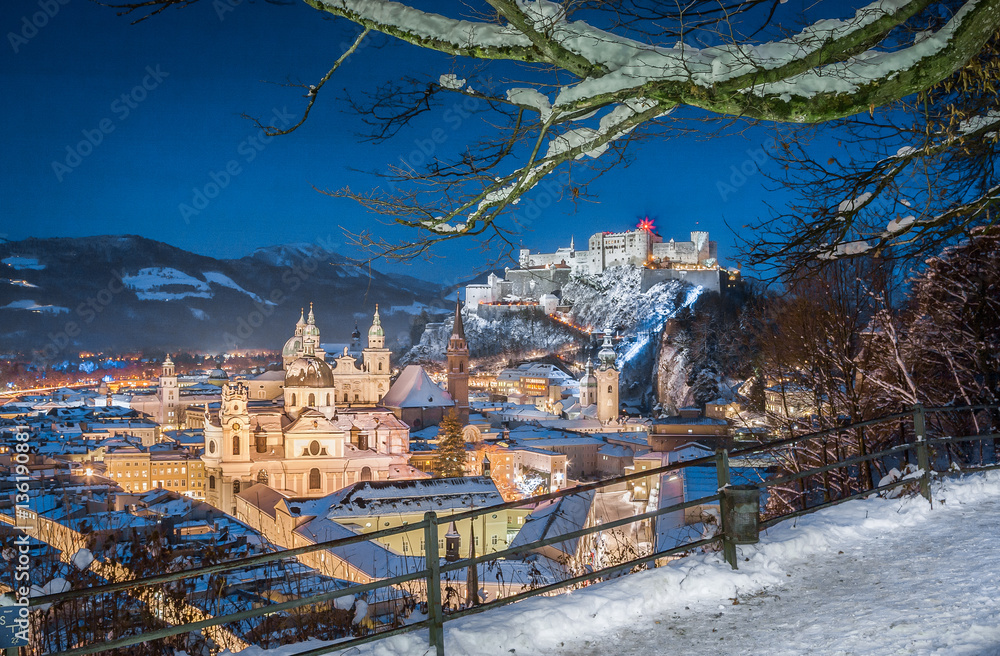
291,393,297,406
608,385,613,393
326,393,331,405
344,393,349,402
402,542,409,553
360,466,372,481
309,440,320,456
459,362,464,373
233,480,241,495
255,431,267,453
378,362,382,371
492,535,499,546
209,475,215,490
309,468,321,490
308,393,316,406
232,435,240,456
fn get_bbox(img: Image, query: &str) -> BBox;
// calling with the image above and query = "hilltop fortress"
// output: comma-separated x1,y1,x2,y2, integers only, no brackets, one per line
467,228,737,313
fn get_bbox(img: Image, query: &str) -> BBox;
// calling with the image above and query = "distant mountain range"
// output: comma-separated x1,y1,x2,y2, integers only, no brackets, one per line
0,235,453,360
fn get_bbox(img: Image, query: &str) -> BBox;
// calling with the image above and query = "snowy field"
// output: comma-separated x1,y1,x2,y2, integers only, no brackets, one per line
236,471,1000,656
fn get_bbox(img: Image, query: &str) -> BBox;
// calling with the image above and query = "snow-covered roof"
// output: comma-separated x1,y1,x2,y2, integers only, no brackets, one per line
299,476,502,519
380,365,455,409
509,490,594,559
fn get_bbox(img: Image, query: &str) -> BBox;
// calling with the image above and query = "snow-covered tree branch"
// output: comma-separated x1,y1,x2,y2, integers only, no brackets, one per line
103,0,1000,262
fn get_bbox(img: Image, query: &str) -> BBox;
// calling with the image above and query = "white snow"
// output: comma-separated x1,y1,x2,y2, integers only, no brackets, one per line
506,88,553,122
123,267,212,301
837,192,873,214
71,548,94,571
121,267,272,303
202,271,275,305
230,471,1000,656
1,300,69,314
2,256,45,270
438,73,466,90
885,215,916,235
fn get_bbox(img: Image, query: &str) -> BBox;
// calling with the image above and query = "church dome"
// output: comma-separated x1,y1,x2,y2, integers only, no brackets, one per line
285,356,335,388
598,332,617,369
208,368,229,381
580,360,597,386
282,335,302,358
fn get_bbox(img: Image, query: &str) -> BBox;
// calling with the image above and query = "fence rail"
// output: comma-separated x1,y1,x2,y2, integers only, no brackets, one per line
25,404,1000,656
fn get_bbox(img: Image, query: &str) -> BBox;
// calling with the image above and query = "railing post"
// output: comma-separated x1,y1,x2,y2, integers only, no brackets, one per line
715,448,737,569
913,404,932,504
424,511,445,656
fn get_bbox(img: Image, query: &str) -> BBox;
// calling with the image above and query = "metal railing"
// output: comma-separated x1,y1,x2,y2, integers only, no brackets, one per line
25,404,1000,656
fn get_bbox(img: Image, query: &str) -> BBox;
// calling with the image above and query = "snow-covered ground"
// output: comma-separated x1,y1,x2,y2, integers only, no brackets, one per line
236,471,1000,656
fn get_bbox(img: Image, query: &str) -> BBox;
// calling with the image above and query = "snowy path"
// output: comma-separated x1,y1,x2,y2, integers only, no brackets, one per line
559,493,1000,656
237,472,1000,656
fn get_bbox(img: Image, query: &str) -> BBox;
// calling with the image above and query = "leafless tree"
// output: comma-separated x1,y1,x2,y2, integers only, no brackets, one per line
98,0,1000,263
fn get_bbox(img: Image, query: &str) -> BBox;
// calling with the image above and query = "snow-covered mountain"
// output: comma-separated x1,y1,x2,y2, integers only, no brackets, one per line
0,236,448,357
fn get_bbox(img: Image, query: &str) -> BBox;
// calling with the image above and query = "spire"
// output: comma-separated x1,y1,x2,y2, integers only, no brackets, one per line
297,308,306,326
452,299,465,340
570,235,575,251
368,304,385,343
307,302,315,325
598,329,617,370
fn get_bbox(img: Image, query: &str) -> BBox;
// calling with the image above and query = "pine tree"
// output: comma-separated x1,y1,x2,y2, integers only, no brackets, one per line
433,409,466,478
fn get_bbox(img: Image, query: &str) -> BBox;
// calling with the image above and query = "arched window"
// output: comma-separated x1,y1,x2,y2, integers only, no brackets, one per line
256,469,268,484
459,362,464,373
326,393,331,406
308,393,316,406
360,466,373,482
233,480,241,495
209,475,215,490
255,431,267,454
232,435,240,455
309,468,321,490
378,362,382,371
344,393,349,402
608,385,613,393
291,393,297,406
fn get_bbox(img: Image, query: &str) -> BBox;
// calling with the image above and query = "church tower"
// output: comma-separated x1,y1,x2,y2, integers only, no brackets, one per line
579,360,598,406
158,355,178,429
595,331,619,424
446,300,470,423
362,305,391,402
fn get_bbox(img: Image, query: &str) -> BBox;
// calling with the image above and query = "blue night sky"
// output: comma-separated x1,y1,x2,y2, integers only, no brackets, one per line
0,0,838,280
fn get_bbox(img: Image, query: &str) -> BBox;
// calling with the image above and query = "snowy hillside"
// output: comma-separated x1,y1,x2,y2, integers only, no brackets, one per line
231,471,1000,656
402,309,579,363
562,266,701,405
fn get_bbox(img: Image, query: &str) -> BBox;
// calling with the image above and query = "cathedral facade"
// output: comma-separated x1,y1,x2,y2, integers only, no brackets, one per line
203,305,410,515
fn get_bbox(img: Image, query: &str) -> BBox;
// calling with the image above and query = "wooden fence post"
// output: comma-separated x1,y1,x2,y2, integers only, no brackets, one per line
715,448,737,569
424,512,445,656
913,405,932,504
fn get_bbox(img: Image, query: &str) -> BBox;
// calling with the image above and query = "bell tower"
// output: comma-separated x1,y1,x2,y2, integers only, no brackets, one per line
446,300,470,423
595,330,619,424
158,354,178,428
221,381,251,464
363,305,391,401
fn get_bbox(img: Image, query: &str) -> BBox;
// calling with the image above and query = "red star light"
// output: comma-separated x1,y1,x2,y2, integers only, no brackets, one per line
637,217,655,234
